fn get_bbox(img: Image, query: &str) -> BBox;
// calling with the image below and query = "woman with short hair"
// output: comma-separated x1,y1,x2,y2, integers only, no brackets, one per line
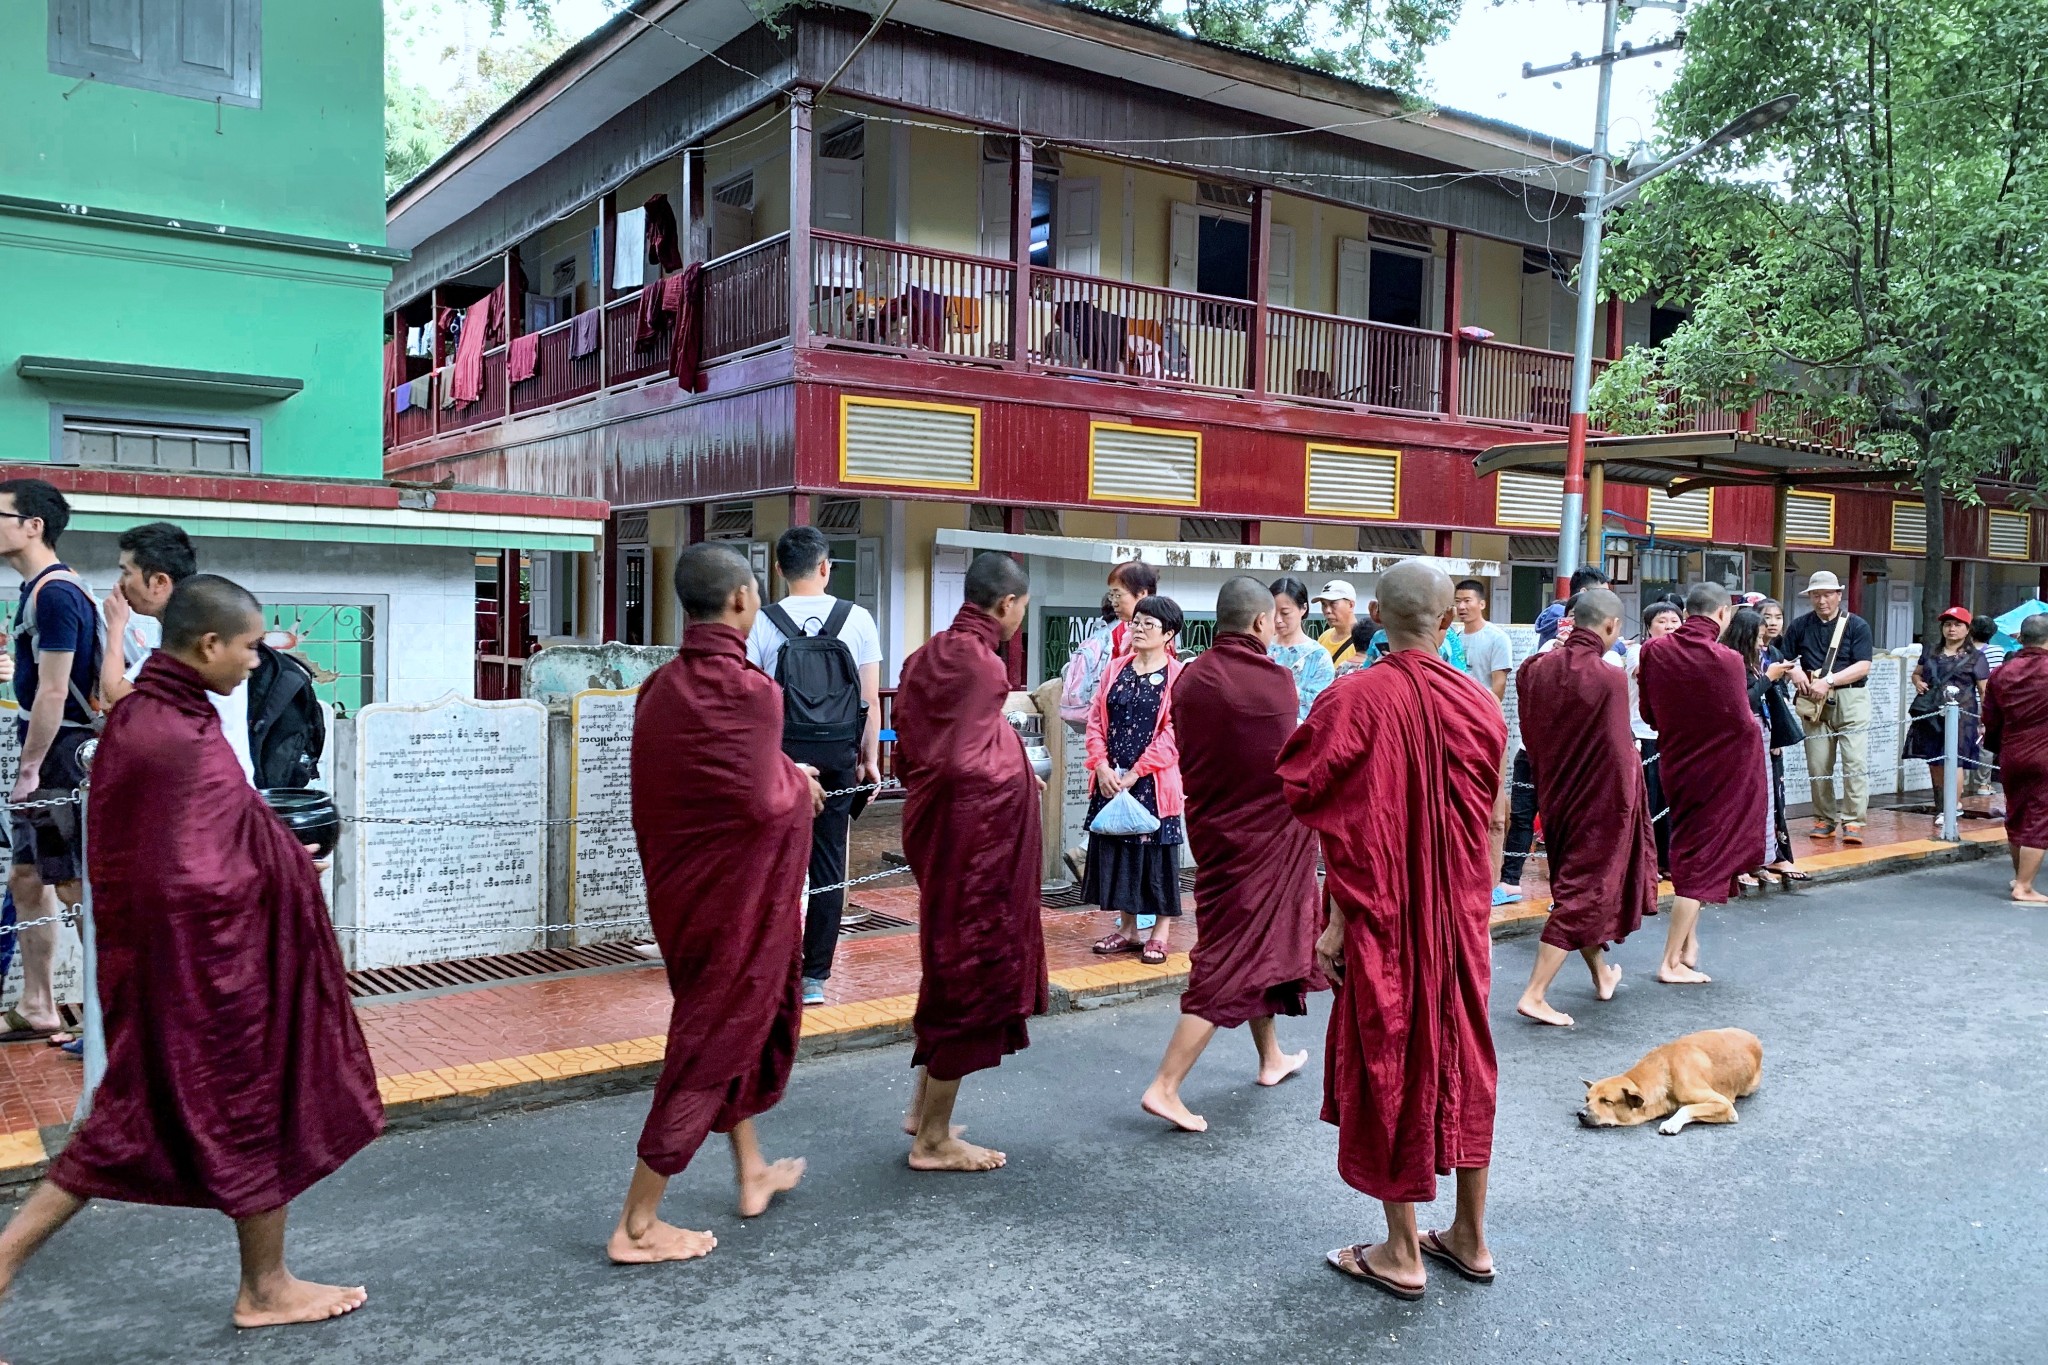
1085,596,1187,966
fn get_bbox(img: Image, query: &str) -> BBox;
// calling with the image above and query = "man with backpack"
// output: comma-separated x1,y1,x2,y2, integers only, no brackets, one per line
746,526,881,1006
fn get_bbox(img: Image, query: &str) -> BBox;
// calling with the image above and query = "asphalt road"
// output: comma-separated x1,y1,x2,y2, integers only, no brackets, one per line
4,859,2045,1365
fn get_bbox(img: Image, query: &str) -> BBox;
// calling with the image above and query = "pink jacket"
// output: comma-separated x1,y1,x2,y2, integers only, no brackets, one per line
1085,652,1185,817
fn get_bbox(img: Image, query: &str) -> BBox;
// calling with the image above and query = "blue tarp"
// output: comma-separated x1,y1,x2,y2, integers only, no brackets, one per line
1992,598,2048,653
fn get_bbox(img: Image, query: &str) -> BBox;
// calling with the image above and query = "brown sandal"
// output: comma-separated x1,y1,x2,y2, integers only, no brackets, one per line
1419,1229,1495,1283
1091,933,1139,955
1325,1244,1424,1301
1140,939,1169,965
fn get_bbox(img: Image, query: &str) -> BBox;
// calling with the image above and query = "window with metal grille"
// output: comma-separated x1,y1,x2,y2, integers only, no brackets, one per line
264,600,379,712
1178,518,1244,544
815,498,863,533
59,415,252,471
707,501,755,540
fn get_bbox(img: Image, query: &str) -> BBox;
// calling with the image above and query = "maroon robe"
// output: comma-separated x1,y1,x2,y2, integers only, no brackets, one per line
1515,630,1659,950
1984,647,2048,850
895,605,1049,1081
1278,649,1505,1203
1173,633,1326,1027
50,655,380,1218
1636,616,1771,903
630,623,810,1175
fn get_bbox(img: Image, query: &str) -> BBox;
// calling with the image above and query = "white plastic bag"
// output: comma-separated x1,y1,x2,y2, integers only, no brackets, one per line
1089,787,1161,837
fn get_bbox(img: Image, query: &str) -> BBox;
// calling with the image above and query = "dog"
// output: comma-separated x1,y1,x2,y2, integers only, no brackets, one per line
1577,1028,1763,1136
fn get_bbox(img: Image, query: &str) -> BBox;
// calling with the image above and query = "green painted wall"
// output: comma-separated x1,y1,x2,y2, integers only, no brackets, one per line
0,2,392,481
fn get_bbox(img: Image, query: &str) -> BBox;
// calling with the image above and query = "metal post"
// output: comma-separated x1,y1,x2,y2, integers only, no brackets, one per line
1940,697,1961,842
75,745,105,1119
1556,0,1619,603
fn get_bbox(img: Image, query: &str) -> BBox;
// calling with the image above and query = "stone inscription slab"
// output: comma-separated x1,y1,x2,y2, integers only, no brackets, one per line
570,688,647,942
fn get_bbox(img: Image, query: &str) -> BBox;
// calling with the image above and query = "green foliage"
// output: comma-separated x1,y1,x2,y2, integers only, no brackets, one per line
384,3,579,194
1083,0,1459,90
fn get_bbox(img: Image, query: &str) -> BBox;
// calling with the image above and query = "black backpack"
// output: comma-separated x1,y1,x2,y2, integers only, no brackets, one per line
761,600,866,769
245,642,326,789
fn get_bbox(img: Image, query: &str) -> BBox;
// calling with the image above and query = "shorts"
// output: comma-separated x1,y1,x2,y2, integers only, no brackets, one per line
10,727,92,887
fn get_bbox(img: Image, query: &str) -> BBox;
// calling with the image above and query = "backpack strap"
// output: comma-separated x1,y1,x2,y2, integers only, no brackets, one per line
19,569,106,725
823,598,854,638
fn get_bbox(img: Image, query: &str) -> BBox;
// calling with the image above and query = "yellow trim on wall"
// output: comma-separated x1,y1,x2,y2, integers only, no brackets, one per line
1087,421,1203,507
1785,490,1836,547
838,394,984,491
1891,499,1927,553
1988,508,2032,560
1303,442,1402,520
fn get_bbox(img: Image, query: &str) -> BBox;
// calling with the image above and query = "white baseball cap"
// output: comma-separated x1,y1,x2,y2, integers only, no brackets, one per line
1311,580,1357,605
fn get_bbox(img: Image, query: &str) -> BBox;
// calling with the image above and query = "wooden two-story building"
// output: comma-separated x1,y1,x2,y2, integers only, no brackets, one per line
383,0,2048,689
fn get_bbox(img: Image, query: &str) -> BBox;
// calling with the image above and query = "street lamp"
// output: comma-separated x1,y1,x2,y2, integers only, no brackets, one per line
1545,0,1799,600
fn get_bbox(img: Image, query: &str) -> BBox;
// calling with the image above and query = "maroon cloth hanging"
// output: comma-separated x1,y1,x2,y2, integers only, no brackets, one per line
450,293,496,406
667,264,705,391
644,193,684,273
507,332,540,385
569,308,601,359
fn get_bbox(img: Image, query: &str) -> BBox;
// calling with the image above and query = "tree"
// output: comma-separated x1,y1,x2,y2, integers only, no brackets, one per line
1086,0,1459,90
1591,0,2048,642
385,2,580,193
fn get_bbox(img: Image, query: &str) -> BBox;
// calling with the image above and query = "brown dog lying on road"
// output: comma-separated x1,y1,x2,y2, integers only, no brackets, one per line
1578,1028,1763,1136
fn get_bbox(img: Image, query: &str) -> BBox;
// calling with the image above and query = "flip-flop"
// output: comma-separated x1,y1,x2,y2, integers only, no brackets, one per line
1419,1229,1496,1283
1325,1244,1424,1301
0,1009,59,1044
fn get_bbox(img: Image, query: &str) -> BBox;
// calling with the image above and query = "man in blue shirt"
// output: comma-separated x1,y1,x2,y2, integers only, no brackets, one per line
1535,564,1614,645
0,479,101,1044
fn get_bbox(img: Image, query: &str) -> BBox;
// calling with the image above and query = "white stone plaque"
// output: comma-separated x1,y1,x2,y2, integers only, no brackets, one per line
340,693,547,968
569,688,647,942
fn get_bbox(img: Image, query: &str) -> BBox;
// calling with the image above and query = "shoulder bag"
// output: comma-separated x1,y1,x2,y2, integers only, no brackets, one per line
1793,614,1847,727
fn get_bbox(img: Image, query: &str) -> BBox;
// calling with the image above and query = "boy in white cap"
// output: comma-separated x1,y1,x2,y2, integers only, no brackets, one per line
1313,581,1360,666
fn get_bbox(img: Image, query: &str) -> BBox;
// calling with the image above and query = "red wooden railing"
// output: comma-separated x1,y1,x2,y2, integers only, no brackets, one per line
701,234,793,361
391,366,439,445
1267,307,1446,413
604,291,669,385
1026,269,1255,393
509,315,602,414
809,232,1013,365
1458,339,1579,427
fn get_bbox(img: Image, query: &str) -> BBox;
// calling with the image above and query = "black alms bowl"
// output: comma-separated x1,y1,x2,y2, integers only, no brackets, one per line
262,788,340,859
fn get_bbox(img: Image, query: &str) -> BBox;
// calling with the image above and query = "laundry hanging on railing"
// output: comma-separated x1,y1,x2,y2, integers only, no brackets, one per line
507,332,540,386
568,308,601,359
643,193,683,273
450,293,499,407
611,207,646,290
668,263,704,392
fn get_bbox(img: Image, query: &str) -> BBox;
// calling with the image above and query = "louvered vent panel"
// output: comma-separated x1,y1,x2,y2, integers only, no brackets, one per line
1357,526,1423,553
1891,501,1927,552
1306,445,1399,518
1645,487,1713,538
842,400,979,489
1090,426,1199,505
1989,509,2031,560
1784,492,1834,545
616,511,649,542
1496,471,1562,528
815,498,863,533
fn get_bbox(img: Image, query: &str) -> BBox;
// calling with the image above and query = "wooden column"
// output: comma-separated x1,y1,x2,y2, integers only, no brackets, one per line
1771,483,1790,602
1005,507,1027,535
679,149,699,266
1248,187,1271,394
1434,528,1454,558
1846,554,1865,616
503,249,521,340
788,492,811,528
1241,520,1261,546
429,286,444,437
1603,294,1624,360
1949,557,1967,608
1585,461,1605,571
687,502,707,544
1009,136,1035,369
1441,230,1463,417
597,193,616,387
788,90,815,348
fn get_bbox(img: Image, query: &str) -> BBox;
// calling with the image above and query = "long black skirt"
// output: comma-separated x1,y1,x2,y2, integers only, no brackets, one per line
1081,833,1183,919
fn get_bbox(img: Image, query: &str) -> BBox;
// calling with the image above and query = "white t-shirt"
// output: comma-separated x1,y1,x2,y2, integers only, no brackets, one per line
1459,622,1513,690
123,616,257,786
746,593,882,677
1623,640,1657,741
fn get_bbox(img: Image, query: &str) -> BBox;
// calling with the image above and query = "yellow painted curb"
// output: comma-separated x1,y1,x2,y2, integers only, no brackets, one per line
0,1128,46,1172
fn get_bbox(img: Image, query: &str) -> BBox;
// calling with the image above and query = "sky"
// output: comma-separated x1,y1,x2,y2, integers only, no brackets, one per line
389,0,1684,149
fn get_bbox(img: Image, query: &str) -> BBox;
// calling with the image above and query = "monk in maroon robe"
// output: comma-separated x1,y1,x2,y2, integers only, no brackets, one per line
1636,582,1769,984
894,552,1047,1172
1983,615,2048,902
609,544,821,1264
0,575,381,1329
1512,588,1657,1025
1141,576,1324,1133
1278,562,1508,1301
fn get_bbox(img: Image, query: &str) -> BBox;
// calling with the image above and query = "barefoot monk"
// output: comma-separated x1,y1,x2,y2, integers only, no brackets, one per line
609,544,821,1265
0,575,382,1329
1983,612,2048,903
1511,588,1657,1026
1278,561,1509,1301
894,552,1048,1172
1140,575,1324,1133
1636,582,1768,984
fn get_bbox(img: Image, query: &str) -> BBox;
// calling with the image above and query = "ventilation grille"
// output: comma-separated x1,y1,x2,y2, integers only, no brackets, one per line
707,501,754,540
1989,509,2031,560
1198,181,1254,209
1785,492,1835,546
1024,507,1061,534
1496,472,1563,528
816,497,863,533
1306,444,1399,519
1358,526,1423,553
841,398,980,490
1369,215,1433,249
1645,486,1713,539
1179,518,1244,544
1090,424,1200,505
1508,535,1559,561
713,173,754,207
616,511,650,542
347,940,656,1000
971,505,1063,535
820,120,865,160
62,416,252,472
1891,500,1927,553
969,504,1005,533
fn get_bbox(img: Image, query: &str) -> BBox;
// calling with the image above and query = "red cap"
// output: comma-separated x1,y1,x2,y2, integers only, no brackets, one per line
1938,605,1974,626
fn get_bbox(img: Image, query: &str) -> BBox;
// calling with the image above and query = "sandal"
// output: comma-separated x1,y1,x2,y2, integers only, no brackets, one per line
0,1008,60,1044
1325,1244,1424,1301
1767,866,1811,883
1091,933,1139,956
1737,873,1761,889
1419,1229,1496,1284
1140,938,1169,965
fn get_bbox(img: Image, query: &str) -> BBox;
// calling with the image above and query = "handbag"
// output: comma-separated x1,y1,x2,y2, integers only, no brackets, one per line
1794,613,1848,726
1089,787,1161,837
1764,682,1806,748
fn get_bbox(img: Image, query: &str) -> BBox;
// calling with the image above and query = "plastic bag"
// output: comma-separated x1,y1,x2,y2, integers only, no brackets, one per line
1090,787,1161,837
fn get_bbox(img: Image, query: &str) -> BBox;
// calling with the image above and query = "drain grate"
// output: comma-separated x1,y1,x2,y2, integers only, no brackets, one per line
348,939,657,1000
841,909,914,937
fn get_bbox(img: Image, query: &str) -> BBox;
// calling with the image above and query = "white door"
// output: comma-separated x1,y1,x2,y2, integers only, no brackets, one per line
931,547,969,643
980,160,1012,259
1266,222,1296,307
1058,177,1101,275
1336,237,1370,319
815,157,864,236
1885,579,1914,652
1168,202,1200,292
855,537,882,622
1521,265,1552,348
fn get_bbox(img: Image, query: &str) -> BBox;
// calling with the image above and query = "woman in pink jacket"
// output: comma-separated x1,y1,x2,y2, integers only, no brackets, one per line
1085,596,1186,965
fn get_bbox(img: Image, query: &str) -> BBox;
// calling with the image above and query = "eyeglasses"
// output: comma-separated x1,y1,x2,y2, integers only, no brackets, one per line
0,512,33,524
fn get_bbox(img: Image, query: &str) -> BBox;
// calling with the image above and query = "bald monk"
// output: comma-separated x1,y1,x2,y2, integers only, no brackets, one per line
1279,561,1509,1300
609,544,822,1264
1983,612,2048,903
1636,582,1769,984
894,552,1049,1171
0,575,381,1328
1140,576,1324,1132
1512,589,1658,1026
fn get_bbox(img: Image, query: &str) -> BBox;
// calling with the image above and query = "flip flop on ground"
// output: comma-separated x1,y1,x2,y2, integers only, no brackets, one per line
0,1008,61,1044
1325,1244,1425,1301
1419,1230,1495,1283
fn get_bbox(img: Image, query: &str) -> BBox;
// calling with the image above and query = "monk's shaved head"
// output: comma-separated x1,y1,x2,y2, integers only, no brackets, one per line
1684,581,1730,617
965,551,1029,607
1573,588,1624,630
1215,575,1271,634
2023,613,2048,647
1375,561,1454,639
161,573,261,652
673,543,756,621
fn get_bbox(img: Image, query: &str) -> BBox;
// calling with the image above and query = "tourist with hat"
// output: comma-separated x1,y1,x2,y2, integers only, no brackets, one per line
1312,580,1360,666
1903,605,1990,813
1784,571,1875,843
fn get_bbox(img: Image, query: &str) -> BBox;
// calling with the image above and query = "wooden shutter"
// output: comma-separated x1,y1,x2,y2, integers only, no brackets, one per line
1305,444,1399,519
1989,509,2031,560
1890,500,1927,553
839,397,980,490
1784,492,1835,546
1090,423,1200,506
1645,486,1713,539
1495,471,1563,528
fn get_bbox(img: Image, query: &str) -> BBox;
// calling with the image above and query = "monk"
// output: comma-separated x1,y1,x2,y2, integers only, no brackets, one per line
1512,588,1658,1025
0,575,381,1328
609,544,822,1264
1140,575,1324,1133
1279,561,1509,1301
1983,612,2048,903
894,551,1048,1172
1636,582,1769,984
